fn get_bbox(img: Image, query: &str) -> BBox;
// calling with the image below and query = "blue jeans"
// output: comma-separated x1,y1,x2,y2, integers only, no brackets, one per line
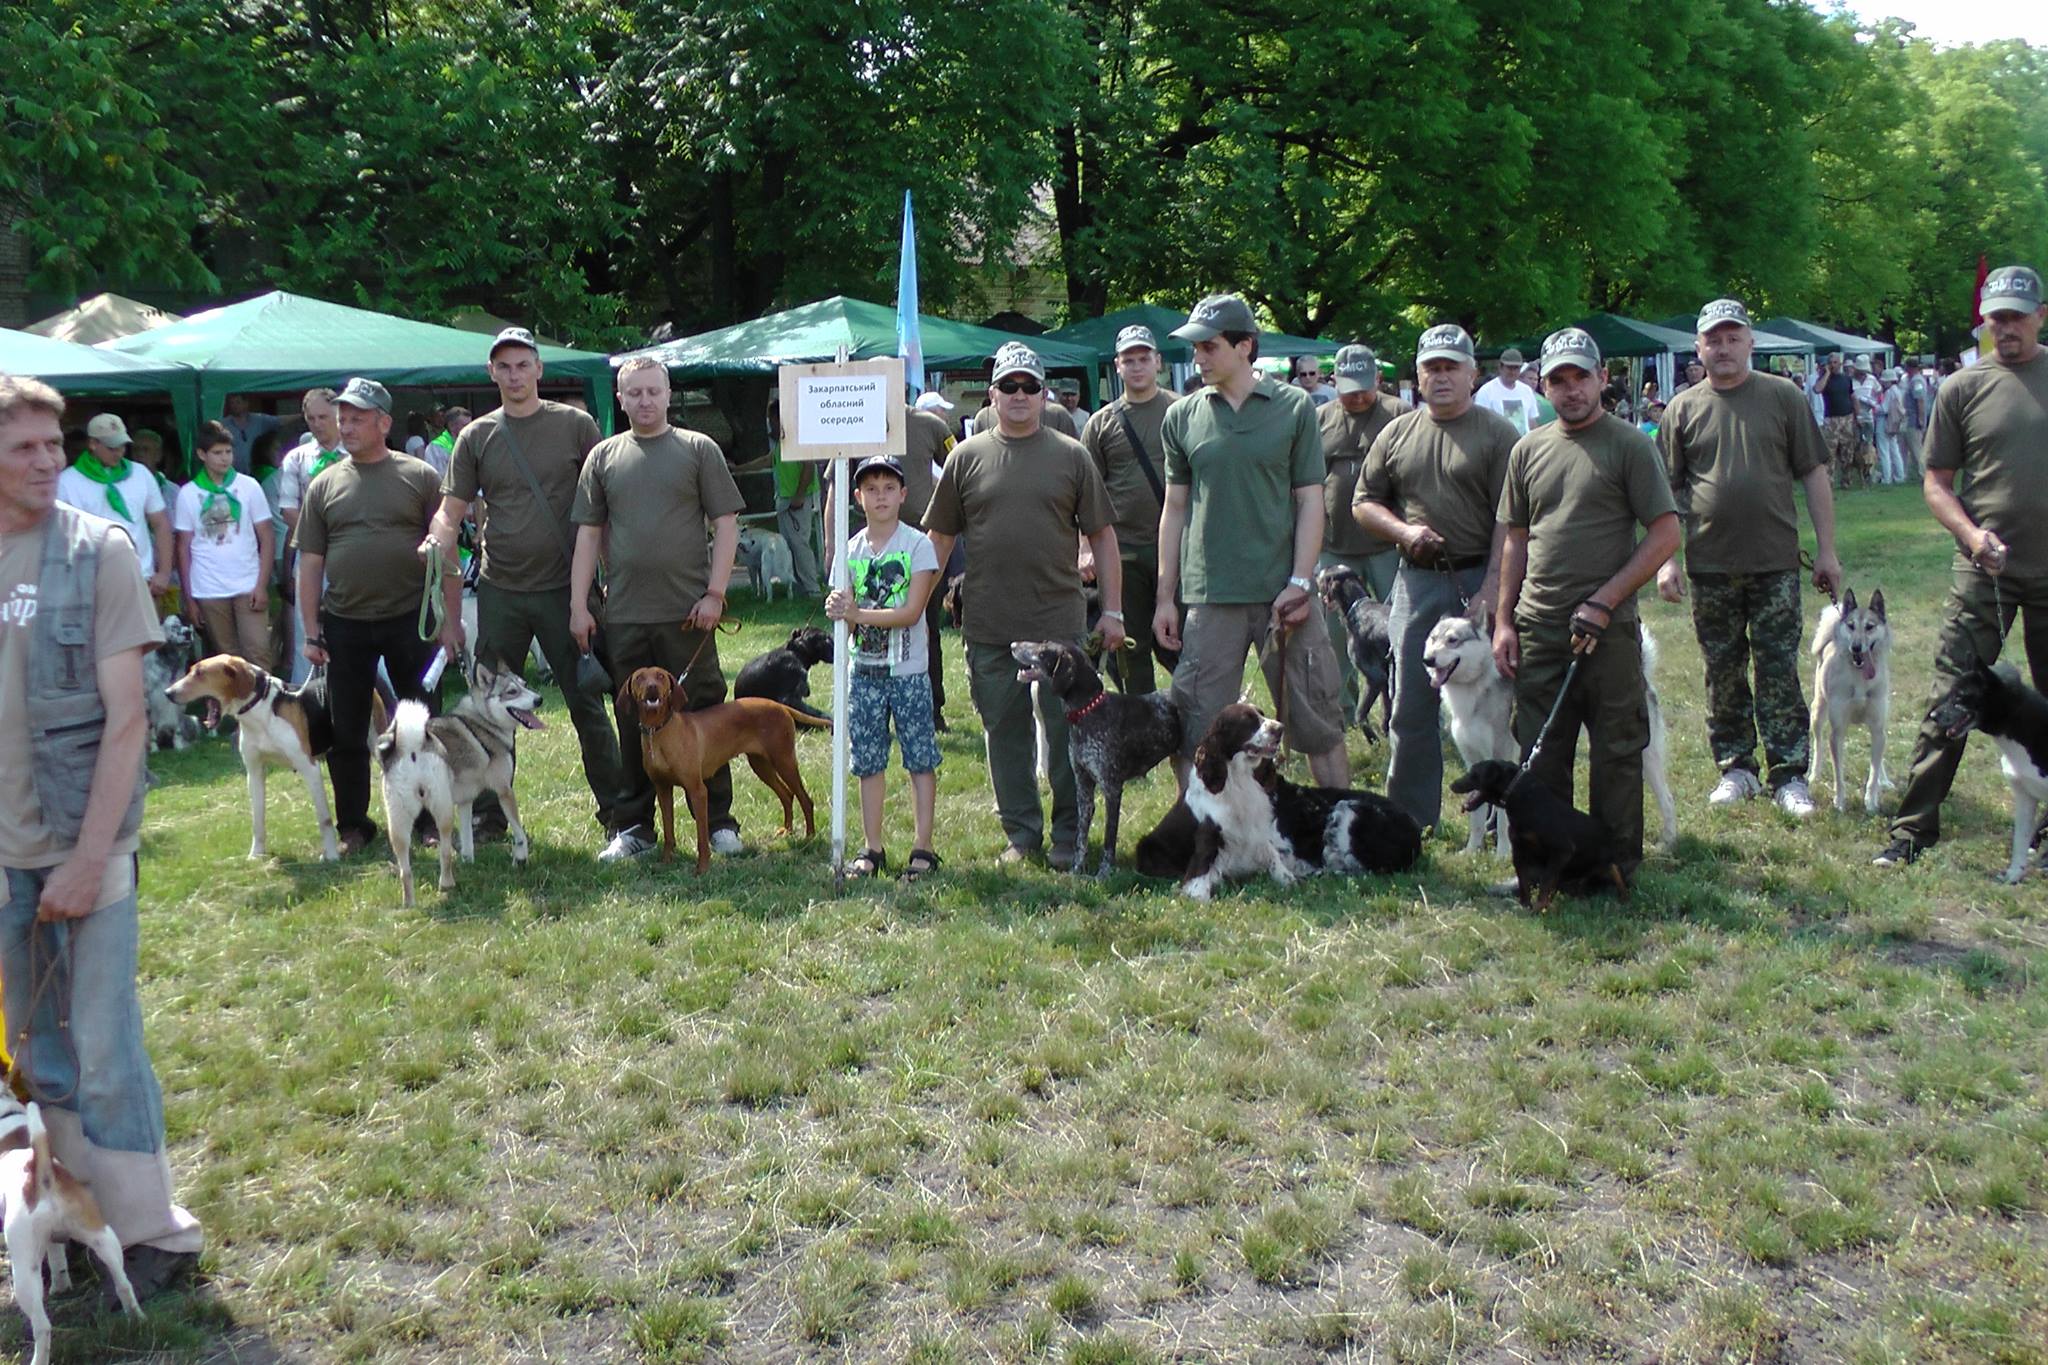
1,861,165,1154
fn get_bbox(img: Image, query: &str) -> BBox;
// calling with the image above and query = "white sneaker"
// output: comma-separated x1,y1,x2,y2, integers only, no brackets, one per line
1774,779,1816,819
1707,769,1763,806
599,828,657,862
710,828,744,856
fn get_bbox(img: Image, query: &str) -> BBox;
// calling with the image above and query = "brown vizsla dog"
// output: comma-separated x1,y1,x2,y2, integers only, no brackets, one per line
622,667,825,872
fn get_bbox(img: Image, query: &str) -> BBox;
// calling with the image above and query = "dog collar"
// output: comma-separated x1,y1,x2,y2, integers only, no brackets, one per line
1065,691,1108,724
235,673,276,716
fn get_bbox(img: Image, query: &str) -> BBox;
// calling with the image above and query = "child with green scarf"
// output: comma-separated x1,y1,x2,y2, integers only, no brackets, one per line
173,421,276,668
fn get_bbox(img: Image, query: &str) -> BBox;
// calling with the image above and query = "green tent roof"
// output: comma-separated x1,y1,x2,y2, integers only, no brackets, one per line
1480,314,1705,362
622,296,1104,401
1757,318,1894,360
1044,302,1336,362
106,291,618,445
2,327,201,437
1651,315,1813,356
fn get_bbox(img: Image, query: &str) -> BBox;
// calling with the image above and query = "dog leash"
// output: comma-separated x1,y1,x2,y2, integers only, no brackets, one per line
678,615,743,684
418,540,450,642
1518,654,1582,776
1799,550,1839,608
10,921,79,1107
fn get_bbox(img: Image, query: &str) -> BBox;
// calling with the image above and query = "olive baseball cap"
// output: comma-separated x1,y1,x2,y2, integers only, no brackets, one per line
1980,265,2043,317
1696,298,1752,333
1333,345,1378,393
489,325,540,358
334,377,393,413
1538,327,1602,379
1171,294,1257,342
990,342,1045,383
1114,324,1157,354
1415,324,1475,365
1499,348,1526,366
85,413,132,446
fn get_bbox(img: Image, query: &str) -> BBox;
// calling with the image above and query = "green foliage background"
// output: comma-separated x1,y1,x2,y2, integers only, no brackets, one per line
5,0,2046,355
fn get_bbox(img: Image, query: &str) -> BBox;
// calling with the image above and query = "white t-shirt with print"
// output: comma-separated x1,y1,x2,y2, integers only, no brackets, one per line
173,474,272,598
57,462,166,578
843,522,938,677
1474,378,1543,436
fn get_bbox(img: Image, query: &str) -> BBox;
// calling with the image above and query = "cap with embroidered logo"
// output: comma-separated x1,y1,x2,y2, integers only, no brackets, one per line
1114,324,1158,354
1980,265,2043,317
334,377,393,413
1170,294,1257,342
1333,345,1379,394
1415,324,1474,365
990,342,1045,383
85,413,132,447
1696,298,1752,334
852,455,905,484
1538,327,1602,379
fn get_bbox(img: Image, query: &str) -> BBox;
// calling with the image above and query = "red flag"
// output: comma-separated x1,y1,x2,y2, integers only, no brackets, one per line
1971,253,1990,327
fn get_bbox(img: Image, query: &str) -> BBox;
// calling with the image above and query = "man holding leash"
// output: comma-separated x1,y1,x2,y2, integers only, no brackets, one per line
1354,324,1518,830
1657,298,1841,818
572,356,748,863
1877,265,2048,867
0,375,204,1302
1080,325,1173,695
427,326,626,841
1316,343,1407,718
1494,327,1680,879
298,378,460,855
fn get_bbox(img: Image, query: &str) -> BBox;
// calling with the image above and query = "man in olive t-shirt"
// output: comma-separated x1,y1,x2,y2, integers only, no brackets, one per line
1159,294,1348,788
1657,299,1841,817
1317,343,1408,720
924,343,1124,868
1080,325,1175,695
1879,265,2048,866
1354,324,1517,829
1495,329,1679,876
297,378,462,853
427,326,624,837
571,357,748,862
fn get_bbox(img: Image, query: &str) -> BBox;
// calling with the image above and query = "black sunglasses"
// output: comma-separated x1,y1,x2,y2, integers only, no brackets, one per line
994,378,1043,395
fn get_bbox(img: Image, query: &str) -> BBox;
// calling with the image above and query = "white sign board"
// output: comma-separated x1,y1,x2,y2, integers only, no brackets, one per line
777,358,906,461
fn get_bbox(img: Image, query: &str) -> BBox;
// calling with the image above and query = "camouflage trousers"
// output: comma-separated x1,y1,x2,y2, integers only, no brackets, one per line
1823,416,1862,488
1688,569,1807,789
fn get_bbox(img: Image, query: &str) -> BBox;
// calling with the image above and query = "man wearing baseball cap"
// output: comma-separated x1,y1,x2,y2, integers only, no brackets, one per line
426,325,626,845
1878,264,2048,867
1495,328,1680,879
1158,294,1349,788
1474,347,1543,436
1079,324,1176,694
1354,323,1520,830
1315,342,1409,722
296,378,461,856
57,413,172,599
1657,298,1840,819
924,342,1124,869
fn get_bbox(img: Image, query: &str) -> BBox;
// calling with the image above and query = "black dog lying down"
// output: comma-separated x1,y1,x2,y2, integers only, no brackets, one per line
1011,639,1182,876
1136,703,1421,898
1316,563,1394,739
733,626,834,721
1449,758,1628,911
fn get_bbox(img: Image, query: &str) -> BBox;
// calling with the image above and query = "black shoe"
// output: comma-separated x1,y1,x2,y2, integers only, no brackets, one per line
1873,837,1923,868
104,1245,197,1307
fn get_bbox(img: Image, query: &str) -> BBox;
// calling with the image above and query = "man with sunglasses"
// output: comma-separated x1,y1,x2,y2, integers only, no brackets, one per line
1292,357,1336,407
1158,294,1350,788
925,343,1124,869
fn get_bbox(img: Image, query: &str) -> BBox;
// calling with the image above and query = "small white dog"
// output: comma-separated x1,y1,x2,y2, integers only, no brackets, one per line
736,526,795,601
1422,613,1677,852
1809,588,1892,812
0,1097,141,1364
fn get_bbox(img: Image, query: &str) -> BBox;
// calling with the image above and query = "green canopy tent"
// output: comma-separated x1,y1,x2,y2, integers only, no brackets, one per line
619,296,1105,405
1652,314,1814,357
1045,302,1336,364
1757,318,1893,368
1,327,199,437
105,291,618,449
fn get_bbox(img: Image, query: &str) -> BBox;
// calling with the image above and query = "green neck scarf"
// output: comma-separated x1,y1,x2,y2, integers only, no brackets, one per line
71,451,134,522
193,466,242,527
309,446,345,483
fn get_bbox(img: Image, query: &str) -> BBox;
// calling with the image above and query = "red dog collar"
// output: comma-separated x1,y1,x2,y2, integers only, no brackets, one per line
1065,692,1108,724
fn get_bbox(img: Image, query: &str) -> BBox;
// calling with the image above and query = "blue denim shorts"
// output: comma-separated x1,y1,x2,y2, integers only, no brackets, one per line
850,671,940,777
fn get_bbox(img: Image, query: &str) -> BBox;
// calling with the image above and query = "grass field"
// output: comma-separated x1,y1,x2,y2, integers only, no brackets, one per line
32,485,2046,1363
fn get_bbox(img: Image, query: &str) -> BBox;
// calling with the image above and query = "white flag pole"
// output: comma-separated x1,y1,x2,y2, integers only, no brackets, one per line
829,343,852,881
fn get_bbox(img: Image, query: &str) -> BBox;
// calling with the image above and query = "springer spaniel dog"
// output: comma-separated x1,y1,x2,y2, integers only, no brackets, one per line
1172,703,1422,899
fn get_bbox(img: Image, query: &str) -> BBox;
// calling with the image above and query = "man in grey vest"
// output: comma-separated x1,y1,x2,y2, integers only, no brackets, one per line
0,375,203,1302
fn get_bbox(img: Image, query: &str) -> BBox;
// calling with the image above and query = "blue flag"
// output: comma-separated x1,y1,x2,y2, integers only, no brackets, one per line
896,189,923,399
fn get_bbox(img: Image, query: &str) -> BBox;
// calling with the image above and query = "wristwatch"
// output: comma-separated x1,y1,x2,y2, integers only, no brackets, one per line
1287,575,1313,593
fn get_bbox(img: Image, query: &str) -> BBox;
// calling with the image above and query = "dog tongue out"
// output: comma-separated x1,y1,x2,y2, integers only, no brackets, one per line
509,708,545,731
1858,657,1877,681
201,697,222,731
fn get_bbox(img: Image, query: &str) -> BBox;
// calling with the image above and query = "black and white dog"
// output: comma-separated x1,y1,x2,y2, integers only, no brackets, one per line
1168,703,1421,899
1011,639,1182,875
144,614,203,750
1927,660,2048,884
733,626,834,721
1315,564,1394,739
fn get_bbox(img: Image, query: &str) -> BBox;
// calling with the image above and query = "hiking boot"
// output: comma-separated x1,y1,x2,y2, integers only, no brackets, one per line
1048,842,1079,873
1707,769,1763,806
104,1245,197,1308
599,827,657,862
1773,779,1817,819
710,828,744,856
1872,837,1923,868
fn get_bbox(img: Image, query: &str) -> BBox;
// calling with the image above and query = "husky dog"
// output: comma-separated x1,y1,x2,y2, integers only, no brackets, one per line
1422,611,1517,853
376,661,545,906
1927,660,2048,884
1809,588,1892,812
144,614,202,750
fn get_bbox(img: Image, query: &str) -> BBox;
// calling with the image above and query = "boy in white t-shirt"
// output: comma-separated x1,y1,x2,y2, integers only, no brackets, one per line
174,420,276,668
825,455,942,882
